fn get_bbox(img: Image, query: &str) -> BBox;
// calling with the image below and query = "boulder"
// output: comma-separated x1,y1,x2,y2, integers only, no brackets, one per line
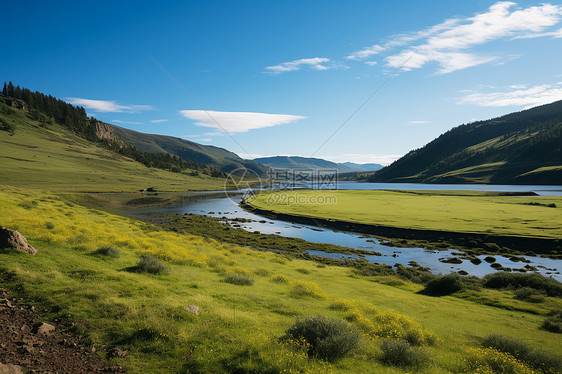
183,305,199,316
33,322,55,335
0,227,37,254
107,348,128,358
0,363,24,374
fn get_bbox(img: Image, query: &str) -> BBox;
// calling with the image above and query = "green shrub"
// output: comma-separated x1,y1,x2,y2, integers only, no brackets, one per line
0,118,15,134
481,334,531,360
94,245,120,258
541,309,562,334
380,339,427,368
481,334,562,373
224,273,254,286
513,287,545,303
18,200,38,209
284,315,360,361
45,222,55,230
483,272,562,297
131,254,169,275
421,273,465,296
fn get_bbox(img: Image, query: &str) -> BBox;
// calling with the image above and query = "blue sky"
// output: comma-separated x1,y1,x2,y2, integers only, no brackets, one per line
2,0,562,164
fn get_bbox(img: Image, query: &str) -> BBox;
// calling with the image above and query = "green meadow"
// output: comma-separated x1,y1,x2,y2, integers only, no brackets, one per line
247,190,562,239
0,186,561,373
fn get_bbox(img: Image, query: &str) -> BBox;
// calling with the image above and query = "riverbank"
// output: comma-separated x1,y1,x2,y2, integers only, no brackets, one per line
244,190,562,258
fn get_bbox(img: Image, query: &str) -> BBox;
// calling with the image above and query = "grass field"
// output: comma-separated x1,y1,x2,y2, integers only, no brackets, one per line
0,103,227,192
247,190,562,239
1,186,561,373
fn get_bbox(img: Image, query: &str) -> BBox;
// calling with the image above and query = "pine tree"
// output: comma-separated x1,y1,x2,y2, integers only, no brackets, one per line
2,82,7,96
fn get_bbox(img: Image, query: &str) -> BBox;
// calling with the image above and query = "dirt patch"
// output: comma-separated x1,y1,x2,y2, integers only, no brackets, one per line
1,156,35,162
0,288,124,373
0,141,39,149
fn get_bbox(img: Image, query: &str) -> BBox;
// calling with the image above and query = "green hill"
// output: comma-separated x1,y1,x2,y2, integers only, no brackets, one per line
111,125,268,175
0,101,226,192
367,100,562,184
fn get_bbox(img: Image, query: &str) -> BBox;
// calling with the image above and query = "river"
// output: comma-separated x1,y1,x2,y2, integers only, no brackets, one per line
131,182,562,280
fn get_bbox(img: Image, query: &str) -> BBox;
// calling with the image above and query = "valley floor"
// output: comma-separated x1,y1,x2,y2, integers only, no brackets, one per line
0,186,561,373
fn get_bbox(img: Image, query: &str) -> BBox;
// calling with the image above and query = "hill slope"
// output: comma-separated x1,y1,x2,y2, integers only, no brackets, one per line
111,125,268,175
368,100,562,184
254,156,381,173
0,101,225,192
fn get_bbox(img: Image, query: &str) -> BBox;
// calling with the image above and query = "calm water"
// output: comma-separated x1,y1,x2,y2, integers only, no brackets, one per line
131,183,562,280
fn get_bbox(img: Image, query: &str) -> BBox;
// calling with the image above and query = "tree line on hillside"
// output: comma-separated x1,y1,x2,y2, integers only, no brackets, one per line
1,81,226,178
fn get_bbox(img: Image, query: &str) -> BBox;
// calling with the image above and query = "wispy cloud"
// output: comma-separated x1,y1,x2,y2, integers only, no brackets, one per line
150,119,168,123
459,82,562,109
264,57,333,74
349,2,562,74
65,97,155,113
408,120,431,124
179,110,306,133
112,120,144,125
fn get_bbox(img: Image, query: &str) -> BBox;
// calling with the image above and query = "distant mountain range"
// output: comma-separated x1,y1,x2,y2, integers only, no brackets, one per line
365,100,562,184
253,156,383,173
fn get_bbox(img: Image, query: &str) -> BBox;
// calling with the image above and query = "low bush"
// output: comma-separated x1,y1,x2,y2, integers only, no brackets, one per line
481,334,562,373
130,254,169,275
421,273,465,296
380,339,427,368
224,273,254,286
463,347,534,373
289,280,326,298
284,315,360,361
541,309,562,334
270,274,289,283
513,287,545,303
483,272,562,297
481,334,531,360
93,245,120,258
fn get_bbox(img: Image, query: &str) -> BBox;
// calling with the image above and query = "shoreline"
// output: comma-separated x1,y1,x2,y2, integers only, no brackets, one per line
241,200,561,256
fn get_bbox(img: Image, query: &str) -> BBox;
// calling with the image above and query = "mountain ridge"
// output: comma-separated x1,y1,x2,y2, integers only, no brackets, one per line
365,100,562,185
254,155,382,173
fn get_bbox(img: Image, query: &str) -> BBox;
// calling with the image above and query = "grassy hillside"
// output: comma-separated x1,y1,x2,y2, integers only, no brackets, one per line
112,125,269,175
0,102,226,192
1,186,561,373
247,190,562,239
367,100,562,184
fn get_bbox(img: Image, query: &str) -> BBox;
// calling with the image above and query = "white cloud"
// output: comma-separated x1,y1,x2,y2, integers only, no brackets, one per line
112,120,144,125
347,45,384,60
65,97,155,113
364,61,378,66
264,57,332,74
349,2,562,73
459,82,562,109
150,119,168,123
179,110,306,133
408,120,431,124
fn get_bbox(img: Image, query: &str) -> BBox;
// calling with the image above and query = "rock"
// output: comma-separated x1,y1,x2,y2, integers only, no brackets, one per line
0,363,24,374
107,348,128,358
183,305,199,316
33,322,55,335
0,227,37,255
